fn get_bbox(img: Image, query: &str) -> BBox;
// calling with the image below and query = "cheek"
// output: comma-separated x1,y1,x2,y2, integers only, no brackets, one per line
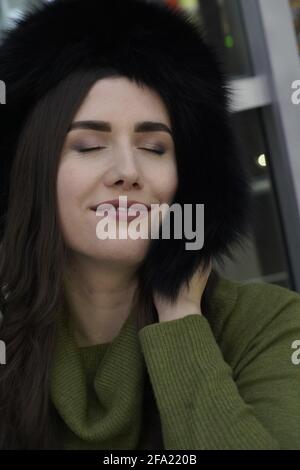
56,161,93,243
56,160,90,212
153,161,178,203
56,162,96,250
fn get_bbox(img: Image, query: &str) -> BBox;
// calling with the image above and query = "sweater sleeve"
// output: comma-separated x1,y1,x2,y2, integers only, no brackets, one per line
137,291,300,450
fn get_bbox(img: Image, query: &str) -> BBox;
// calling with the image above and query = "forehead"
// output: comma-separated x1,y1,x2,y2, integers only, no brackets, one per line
73,76,171,126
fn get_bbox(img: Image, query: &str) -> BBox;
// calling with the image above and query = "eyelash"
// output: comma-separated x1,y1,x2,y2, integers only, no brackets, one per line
77,146,166,156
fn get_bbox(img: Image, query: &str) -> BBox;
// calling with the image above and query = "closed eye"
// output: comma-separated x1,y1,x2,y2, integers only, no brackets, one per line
139,147,165,156
77,146,105,153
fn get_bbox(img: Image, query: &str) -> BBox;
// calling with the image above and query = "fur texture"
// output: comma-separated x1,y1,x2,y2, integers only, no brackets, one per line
0,0,251,299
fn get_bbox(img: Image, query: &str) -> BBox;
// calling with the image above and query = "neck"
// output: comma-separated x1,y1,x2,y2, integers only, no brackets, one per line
63,253,139,347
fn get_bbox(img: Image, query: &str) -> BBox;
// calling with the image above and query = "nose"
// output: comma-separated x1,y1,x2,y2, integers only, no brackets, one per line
102,143,141,190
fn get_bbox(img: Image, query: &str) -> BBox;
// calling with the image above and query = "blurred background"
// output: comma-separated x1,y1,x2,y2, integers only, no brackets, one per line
1,0,300,292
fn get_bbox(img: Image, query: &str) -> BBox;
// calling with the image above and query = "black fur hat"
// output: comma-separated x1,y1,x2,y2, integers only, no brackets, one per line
0,0,251,300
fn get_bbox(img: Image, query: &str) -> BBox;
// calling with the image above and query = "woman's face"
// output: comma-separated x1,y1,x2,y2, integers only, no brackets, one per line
57,76,178,267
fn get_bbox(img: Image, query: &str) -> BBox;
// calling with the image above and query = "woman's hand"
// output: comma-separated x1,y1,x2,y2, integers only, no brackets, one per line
153,262,212,323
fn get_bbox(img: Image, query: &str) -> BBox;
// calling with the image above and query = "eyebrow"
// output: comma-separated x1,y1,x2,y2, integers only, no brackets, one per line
67,120,173,136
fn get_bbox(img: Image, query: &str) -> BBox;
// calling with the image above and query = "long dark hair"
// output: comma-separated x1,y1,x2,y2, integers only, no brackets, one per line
0,67,167,449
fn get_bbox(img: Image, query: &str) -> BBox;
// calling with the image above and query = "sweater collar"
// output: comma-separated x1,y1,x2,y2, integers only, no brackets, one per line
50,303,146,449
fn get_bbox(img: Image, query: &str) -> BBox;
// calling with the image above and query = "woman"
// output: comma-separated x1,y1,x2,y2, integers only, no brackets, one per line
0,0,300,450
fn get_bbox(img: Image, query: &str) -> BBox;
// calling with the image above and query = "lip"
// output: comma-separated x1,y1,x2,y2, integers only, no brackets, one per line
90,199,151,212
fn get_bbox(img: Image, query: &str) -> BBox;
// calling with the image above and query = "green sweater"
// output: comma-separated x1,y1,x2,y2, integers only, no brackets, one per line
50,276,300,450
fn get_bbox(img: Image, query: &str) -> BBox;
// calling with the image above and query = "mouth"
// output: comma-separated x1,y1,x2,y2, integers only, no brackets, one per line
90,199,151,221
90,199,151,212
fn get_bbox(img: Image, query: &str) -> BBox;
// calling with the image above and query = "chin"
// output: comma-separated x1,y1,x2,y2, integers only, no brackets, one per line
88,238,151,265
